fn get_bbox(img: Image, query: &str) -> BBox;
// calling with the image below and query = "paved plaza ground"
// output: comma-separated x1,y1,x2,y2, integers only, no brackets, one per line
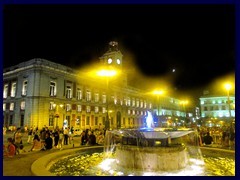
3,132,235,176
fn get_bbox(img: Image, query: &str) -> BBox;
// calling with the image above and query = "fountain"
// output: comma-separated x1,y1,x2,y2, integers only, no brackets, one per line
103,111,203,172
48,111,235,176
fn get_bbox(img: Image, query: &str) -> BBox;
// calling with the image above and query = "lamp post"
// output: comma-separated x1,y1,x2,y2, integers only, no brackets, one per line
53,103,63,129
153,90,164,127
180,100,188,127
224,83,232,125
97,69,117,130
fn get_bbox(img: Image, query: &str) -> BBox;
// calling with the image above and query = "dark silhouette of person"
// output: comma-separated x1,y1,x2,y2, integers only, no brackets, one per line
203,132,213,145
41,132,53,150
88,131,96,145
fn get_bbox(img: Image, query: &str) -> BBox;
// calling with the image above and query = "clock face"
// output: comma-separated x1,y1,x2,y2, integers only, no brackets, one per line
117,59,121,64
108,58,112,64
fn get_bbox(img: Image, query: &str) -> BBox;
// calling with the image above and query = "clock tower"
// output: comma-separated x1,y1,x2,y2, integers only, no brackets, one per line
99,41,128,87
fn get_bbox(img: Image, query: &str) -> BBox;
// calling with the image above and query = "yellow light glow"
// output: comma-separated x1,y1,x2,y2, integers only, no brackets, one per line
153,90,164,95
97,69,117,77
224,83,232,91
180,100,188,105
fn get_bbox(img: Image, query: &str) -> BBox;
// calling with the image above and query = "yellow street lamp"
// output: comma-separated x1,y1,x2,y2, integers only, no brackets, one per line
97,69,117,129
180,100,188,126
152,90,164,127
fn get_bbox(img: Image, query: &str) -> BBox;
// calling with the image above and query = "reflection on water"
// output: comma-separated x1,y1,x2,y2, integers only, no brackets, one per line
49,150,235,176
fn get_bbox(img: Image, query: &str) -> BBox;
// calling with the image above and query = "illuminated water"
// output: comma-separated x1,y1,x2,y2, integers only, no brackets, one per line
49,148,235,176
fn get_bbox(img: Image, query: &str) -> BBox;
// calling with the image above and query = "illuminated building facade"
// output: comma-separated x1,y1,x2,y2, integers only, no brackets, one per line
199,94,235,127
3,42,190,130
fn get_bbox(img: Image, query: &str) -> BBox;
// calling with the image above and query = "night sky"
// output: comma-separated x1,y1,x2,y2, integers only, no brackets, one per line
3,4,235,103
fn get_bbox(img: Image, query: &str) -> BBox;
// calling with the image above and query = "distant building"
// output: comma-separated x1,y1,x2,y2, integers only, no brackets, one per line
199,93,235,127
3,41,194,130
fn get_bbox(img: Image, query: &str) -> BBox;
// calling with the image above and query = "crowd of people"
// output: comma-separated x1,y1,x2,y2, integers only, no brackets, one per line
198,125,235,149
3,124,235,158
3,126,107,158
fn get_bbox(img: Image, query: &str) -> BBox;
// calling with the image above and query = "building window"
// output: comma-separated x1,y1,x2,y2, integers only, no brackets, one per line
76,116,81,126
66,86,72,99
66,104,71,111
204,106,207,111
124,97,127,106
49,115,54,126
49,102,55,110
86,106,91,113
128,109,131,115
77,105,82,112
10,103,14,111
95,117,98,125
77,88,82,100
50,81,57,96
95,106,99,113
127,97,131,106
132,98,135,107
9,115,13,125
222,105,226,110
95,93,99,102
22,80,28,96
86,116,90,125
132,110,135,115
20,101,25,110
102,94,106,103
149,103,152,109
102,117,106,126
144,100,146,108
114,97,117,104
102,107,106,113
3,84,8,98
136,100,139,107
3,103,6,111
111,117,113,126
86,90,91,101
11,82,16,97
20,114,24,126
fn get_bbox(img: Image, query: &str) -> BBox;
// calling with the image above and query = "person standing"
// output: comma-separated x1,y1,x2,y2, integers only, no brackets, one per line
63,127,69,145
14,128,22,155
53,129,60,148
27,127,33,144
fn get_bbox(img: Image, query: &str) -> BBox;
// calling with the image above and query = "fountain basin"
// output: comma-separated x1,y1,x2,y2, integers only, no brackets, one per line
116,144,188,171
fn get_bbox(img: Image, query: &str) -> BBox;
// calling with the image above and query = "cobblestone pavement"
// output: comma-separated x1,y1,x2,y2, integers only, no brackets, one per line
3,132,235,176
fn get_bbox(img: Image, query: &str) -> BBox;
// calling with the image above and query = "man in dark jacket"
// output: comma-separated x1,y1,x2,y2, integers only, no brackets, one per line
203,132,213,145
41,132,53,150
